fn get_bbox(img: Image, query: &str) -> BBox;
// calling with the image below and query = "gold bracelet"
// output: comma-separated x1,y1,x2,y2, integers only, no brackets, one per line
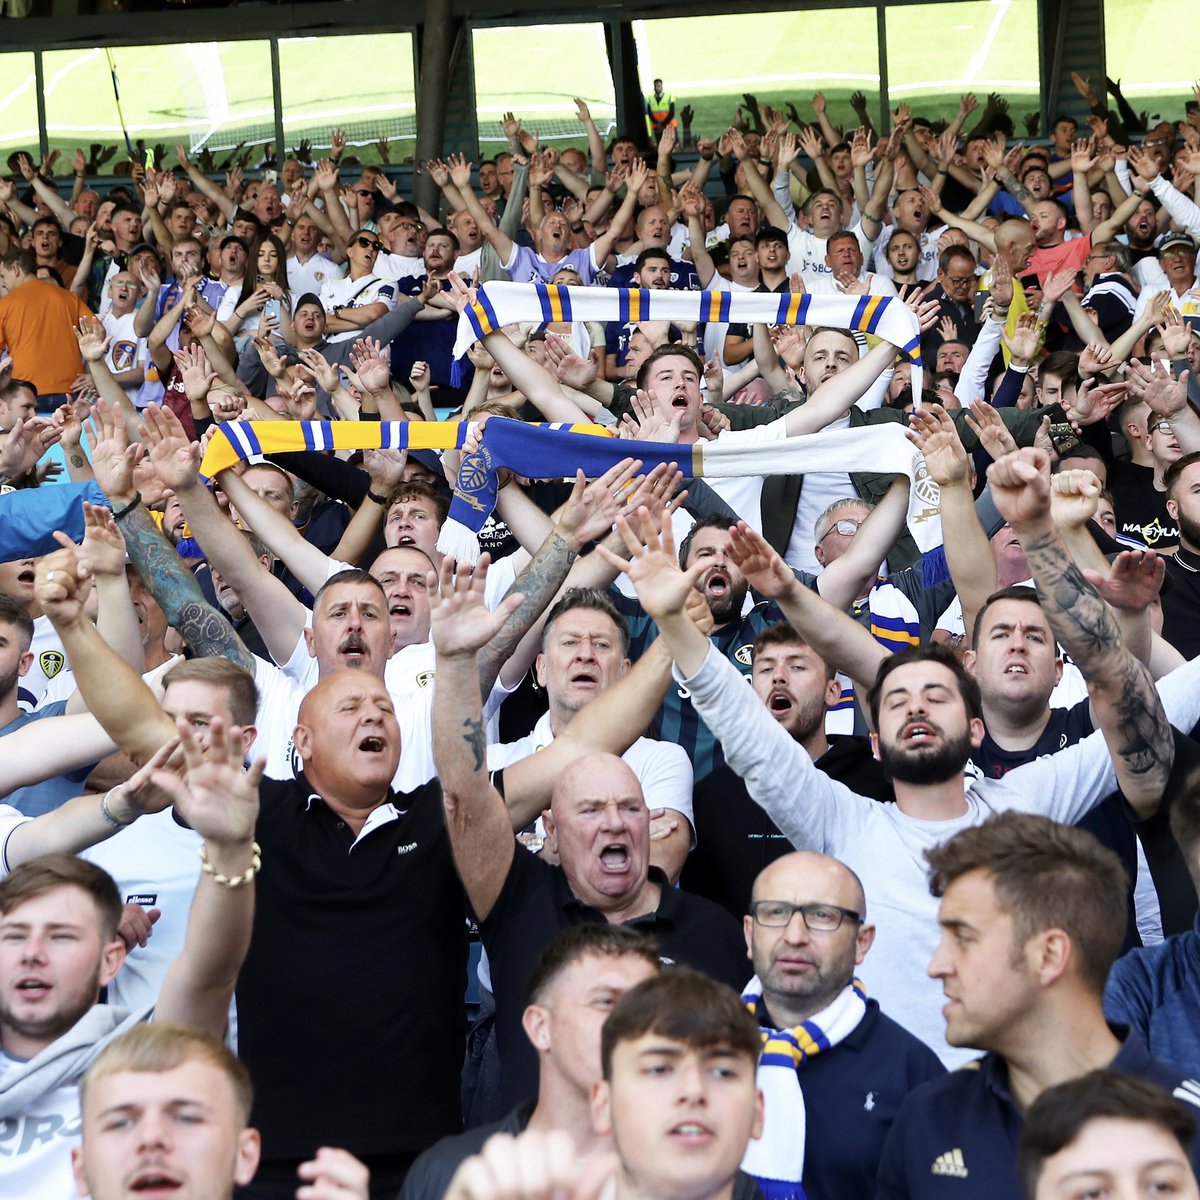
198,842,261,888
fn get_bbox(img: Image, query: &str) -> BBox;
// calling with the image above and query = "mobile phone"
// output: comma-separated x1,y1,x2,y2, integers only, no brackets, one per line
263,169,278,187
974,289,989,322
264,298,282,324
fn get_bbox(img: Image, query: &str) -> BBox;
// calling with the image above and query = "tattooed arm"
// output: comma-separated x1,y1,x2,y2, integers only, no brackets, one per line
86,397,255,673
118,503,256,672
431,557,526,922
990,449,1174,816
478,463,634,695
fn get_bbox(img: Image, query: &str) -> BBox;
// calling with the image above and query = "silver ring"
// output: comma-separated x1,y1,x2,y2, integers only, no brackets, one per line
47,571,57,583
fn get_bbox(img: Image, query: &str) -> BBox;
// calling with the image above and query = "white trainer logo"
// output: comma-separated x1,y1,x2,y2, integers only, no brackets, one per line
931,1149,968,1178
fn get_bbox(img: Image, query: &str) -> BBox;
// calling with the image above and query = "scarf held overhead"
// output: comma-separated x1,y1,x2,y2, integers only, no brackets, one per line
197,418,946,568
452,281,923,391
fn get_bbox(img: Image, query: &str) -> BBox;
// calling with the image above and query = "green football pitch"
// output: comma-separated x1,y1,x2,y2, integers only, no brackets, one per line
6,0,1194,168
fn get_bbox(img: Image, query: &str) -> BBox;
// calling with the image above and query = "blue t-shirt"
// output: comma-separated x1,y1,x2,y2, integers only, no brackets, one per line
504,245,597,285
0,701,94,816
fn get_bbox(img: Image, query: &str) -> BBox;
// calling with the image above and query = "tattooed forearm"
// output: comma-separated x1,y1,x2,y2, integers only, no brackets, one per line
478,530,578,695
1023,528,1173,806
1021,535,1118,670
998,167,1032,206
118,506,253,668
461,716,486,773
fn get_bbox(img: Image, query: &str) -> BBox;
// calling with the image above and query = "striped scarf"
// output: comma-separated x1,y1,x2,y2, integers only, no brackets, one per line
199,417,946,568
452,282,923,393
740,979,869,1200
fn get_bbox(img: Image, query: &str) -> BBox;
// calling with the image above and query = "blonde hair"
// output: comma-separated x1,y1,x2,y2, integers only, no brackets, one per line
80,1023,253,1123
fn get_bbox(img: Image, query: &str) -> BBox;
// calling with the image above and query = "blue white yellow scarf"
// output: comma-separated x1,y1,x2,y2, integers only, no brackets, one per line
740,978,869,1200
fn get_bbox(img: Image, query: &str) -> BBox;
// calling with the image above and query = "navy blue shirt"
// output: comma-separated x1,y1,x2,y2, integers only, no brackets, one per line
875,1029,1200,1200
388,274,463,388
1106,915,1200,1079
0,701,93,816
611,592,785,782
609,257,701,291
754,998,944,1200
969,701,1140,949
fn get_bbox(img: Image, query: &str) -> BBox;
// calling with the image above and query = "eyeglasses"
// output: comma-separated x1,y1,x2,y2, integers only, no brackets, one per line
353,236,382,251
1151,420,1174,434
819,518,863,540
354,189,374,198
395,221,422,232
750,900,863,931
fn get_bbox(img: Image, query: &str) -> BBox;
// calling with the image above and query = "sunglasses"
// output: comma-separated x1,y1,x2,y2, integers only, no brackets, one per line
353,236,382,251
354,189,374,197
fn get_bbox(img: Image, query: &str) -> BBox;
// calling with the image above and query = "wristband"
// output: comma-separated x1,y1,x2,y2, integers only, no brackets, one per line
100,787,132,829
366,488,391,505
111,492,142,521
199,841,261,888
936,167,948,175
571,224,584,233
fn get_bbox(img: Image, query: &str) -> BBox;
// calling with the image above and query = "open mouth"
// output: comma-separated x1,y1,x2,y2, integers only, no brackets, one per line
768,691,793,714
669,1121,714,1143
389,601,411,618
902,722,936,744
339,634,367,663
704,570,730,598
671,391,690,409
394,535,415,547
16,978,50,997
599,843,630,871
570,669,598,686
1003,663,1028,676
358,735,386,753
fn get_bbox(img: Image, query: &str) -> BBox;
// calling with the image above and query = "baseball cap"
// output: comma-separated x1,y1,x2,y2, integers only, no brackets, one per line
294,292,325,313
1157,231,1197,256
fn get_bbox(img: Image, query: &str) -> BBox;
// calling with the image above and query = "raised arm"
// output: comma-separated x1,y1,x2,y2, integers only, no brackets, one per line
175,146,237,222
909,404,998,647
86,399,255,670
33,539,176,765
153,715,262,1038
431,557,525,922
574,97,608,177
783,339,900,435
991,448,1174,815
588,158,649,267
921,185,997,252
814,474,910,611
449,155,514,266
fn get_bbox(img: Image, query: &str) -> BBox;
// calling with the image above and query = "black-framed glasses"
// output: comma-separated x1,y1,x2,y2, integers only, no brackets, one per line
354,189,375,198
353,235,382,251
1151,420,1174,434
750,900,863,931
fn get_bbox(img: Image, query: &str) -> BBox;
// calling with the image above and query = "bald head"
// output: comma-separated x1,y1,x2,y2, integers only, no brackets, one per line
752,851,866,918
551,752,643,815
994,219,1035,275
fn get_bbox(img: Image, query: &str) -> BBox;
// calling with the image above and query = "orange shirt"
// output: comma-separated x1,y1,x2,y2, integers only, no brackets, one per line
1028,234,1091,284
0,278,93,395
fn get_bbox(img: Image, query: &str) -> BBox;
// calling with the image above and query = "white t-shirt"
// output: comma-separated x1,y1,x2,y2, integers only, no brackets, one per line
100,310,147,405
454,247,483,279
805,271,898,298
17,617,70,713
82,810,203,1013
785,223,873,283
287,253,344,302
0,1057,85,1200
871,224,947,282
318,274,398,343
488,711,695,836
783,413,859,575
373,252,425,284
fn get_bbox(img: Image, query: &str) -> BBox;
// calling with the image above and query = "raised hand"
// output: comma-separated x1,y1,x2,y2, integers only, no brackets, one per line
1082,549,1166,615
80,501,127,577
987,447,1053,533
75,316,111,364
963,399,1019,460
425,158,450,188
35,535,94,628
544,331,598,391
172,343,217,406
298,347,341,394
1049,467,1101,531
1156,305,1194,359
1070,136,1098,174
295,1147,371,1200
595,510,704,624
849,126,875,169
150,715,263,853
557,459,641,548
448,154,474,189
84,398,141,504
429,555,525,658
1127,357,1190,420
1041,268,1078,307
908,403,970,487
1,417,60,481
330,128,347,158
1077,341,1114,379
1000,310,1044,365
362,448,408,494
1067,377,1129,426
141,403,202,492
348,337,392,393
726,521,797,601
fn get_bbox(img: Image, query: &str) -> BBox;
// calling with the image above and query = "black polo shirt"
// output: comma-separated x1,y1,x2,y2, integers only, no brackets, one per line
875,1028,1200,1200
481,845,749,1112
235,775,466,1163
1163,546,1200,660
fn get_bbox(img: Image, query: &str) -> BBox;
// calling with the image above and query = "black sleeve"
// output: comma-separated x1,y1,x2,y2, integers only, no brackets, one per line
266,450,370,506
